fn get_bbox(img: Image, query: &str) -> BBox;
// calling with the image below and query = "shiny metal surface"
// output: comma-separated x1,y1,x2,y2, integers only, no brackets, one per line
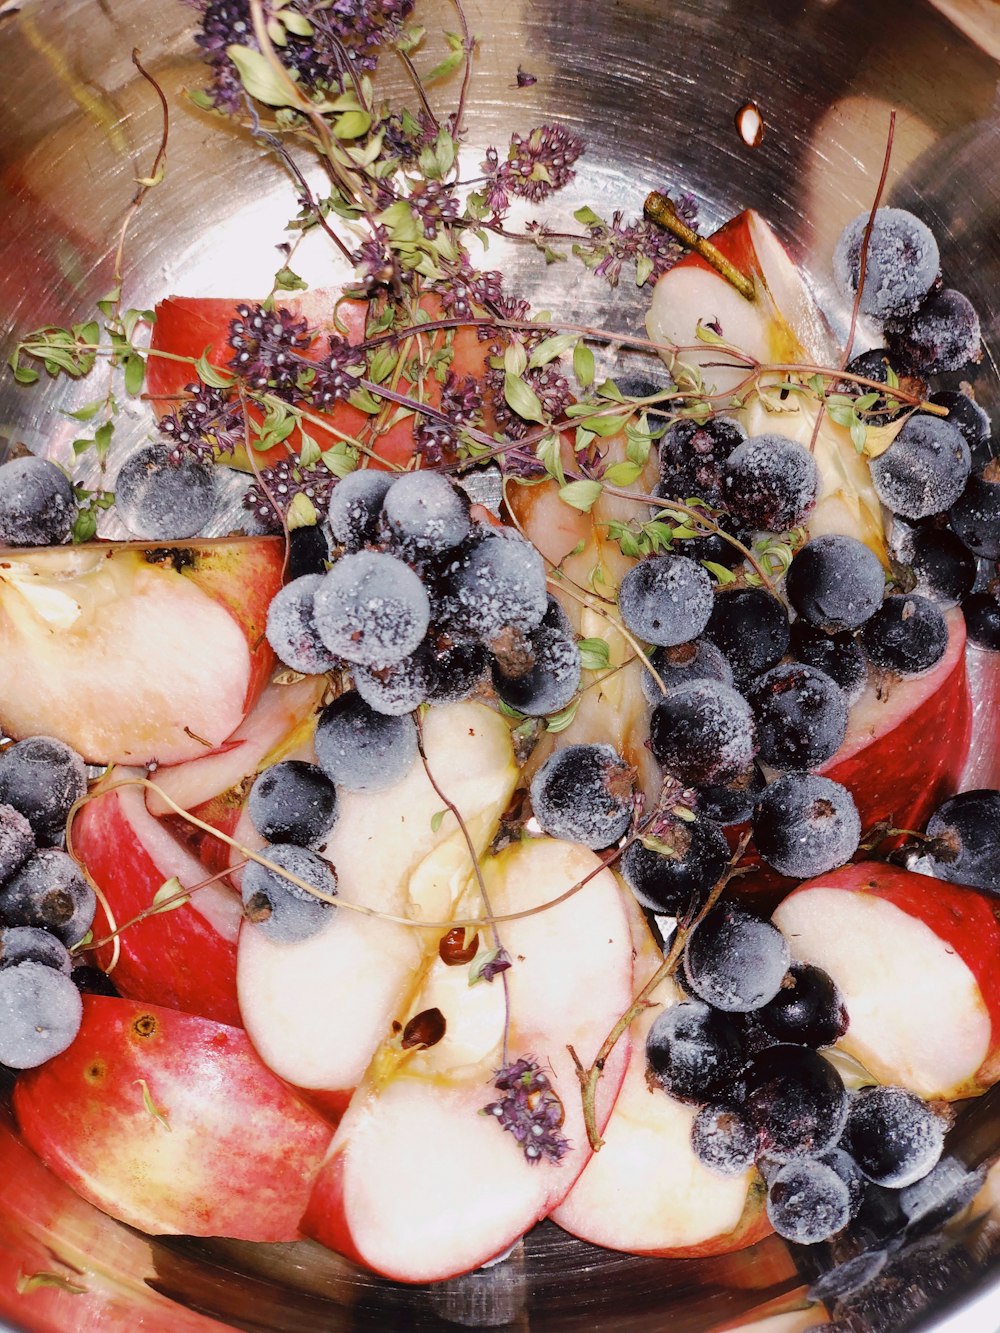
0,0,999,1329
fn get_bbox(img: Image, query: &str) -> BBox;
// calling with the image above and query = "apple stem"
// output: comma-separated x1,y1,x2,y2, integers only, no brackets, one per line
643,193,756,302
413,712,511,1064
570,830,751,1153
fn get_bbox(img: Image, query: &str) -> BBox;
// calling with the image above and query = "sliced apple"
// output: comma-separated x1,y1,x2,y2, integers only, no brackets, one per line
646,209,886,558
551,900,769,1256
772,861,1000,1099
145,674,326,818
236,700,519,1096
961,641,1000,790
72,772,242,1024
302,835,634,1282
13,996,333,1239
0,537,283,765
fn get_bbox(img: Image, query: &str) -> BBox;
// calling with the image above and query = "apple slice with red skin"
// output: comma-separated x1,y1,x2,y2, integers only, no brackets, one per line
236,701,519,1102
0,1104,230,1333
0,536,282,766
147,291,492,470
302,836,634,1283
772,861,1000,1100
961,641,1000,790
13,996,333,1240
72,773,242,1025
551,904,770,1257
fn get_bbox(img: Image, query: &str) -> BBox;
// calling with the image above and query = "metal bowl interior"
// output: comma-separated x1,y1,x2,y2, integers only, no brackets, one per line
0,0,999,1329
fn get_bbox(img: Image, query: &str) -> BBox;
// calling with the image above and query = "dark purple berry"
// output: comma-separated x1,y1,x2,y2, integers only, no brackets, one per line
963,592,1000,650
766,1159,851,1244
658,415,746,505
241,843,337,944
885,287,982,375
895,525,976,606
379,471,471,559
0,737,86,847
745,1043,850,1161
928,390,991,451
640,639,733,706
837,349,911,427
697,763,766,826
721,434,819,532
354,650,432,716
529,744,633,849
0,849,95,947
0,960,82,1068
756,962,849,1047
445,531,547,642
0,926,71,975
649,681,758,787
785,534,885,632
314,692,416,792
924,789,1000,896
326,470,394,550
71,964,120,998
114,444,218,540
843,1085,945,1188
821,1146,867,1221
287,523,331,580
313,550,430,666
950,466,1000,560
645,998,747,1104
265,574,342,675
788,622,868,704
617,554,714,648
492,626,580,716
702,587,790,687
747,664,848,771
425,641,490,703
861,593,948,674
869,415,970,520
0,456,75,547
753,774,861,879
833,209,939,320
247,760,339,847
0,804,35,881
683,902,790,1012
620,816,729,917
691,1102,758,1176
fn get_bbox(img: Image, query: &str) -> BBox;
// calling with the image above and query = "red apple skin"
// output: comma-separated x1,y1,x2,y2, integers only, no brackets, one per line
13,997,333,1240
147,292,492,470
72,783,241,1025
0,1105,230,1333
781,861,1000,1094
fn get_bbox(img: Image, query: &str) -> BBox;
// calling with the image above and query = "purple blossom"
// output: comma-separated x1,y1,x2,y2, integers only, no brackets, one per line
228,302,314,397
414,372,484,464
481,124,584,217
482,1056,570,1165
243,455,338,529
409,180,460,240
486,364,572,439
351,223,396,292
582,190,699,288
158,381,244,463
309,335,364,409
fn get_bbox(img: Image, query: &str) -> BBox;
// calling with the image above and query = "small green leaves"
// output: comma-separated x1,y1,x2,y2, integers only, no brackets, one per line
545,698,581,732
528,334,577,369
71,509,98,544
275,265,308,292
701,559,737,585
135,1078,171,1131
558,479,603,513
503,372,545,424
194,350,233,389
226,44,298,107
577,637,611,671
603,460,643,487
150,877,191,914
425,31,466,84
573,341,595,389
430,809,446,833
287,492,319,529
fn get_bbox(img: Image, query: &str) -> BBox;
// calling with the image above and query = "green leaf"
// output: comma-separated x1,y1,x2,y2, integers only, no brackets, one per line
503,373,545,424
287,492,318,529
124,352,145,395
559,479,602,513
194,350,232,389
425,34,466,84
634,254,654,287
545,697,581,732
577,412,626,438
502,341,527,377
850,417,867,453
299,433,321,468
187,87,216,111
528,334,577,369
640,835,677,857
603,460,642,487
577,636,611,671
72,438,94,456
695,320,726,345
226,43,298,107
396,24,425,53
497,697,526,720
63,398,103,422
701,559,737,585
367,343,398,385
535,433,565,487
11,361,39,385
281,10,314,36
94,420,114,460
275,266,308,292
573,204,603,227
321,444,358,478
71,509,98,544
348,386,384,415
135,1077,171,1131
150,876,191,914
573,341,595,389
332,109,372,140
430,809,446,833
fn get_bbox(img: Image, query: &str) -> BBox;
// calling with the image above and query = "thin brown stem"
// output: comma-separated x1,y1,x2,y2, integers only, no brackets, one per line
450,0,474,139
396,47,439,130
78,862,246,956
570,831,752,1151
644,192,755,301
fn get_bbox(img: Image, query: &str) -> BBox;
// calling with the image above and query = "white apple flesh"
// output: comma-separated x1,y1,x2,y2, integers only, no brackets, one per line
236,701,519,1095
302,835,634,1282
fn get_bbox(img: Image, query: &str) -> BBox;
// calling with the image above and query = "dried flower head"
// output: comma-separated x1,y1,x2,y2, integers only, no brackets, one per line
228,303,313,397
483,1056,570,1164
158,381,244,463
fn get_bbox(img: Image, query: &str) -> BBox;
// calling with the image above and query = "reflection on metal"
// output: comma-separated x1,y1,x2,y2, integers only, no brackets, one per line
0,0,998,1329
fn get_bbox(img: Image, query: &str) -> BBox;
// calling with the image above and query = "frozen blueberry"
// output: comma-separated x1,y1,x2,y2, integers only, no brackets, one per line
752,774,861,879
950,467,1000,561
843,1085,945,1188
702,587,790,687
265,574,342,675
0,960,82,1068
0,456,75,547
640,639,734,706
683,902,790,1012
492,625,580,717
0,804,35,881
885,287,982,375
442,530,548,642
833,208,939,320
788,622,868,705
746,663,848,770
247,760,339,847
862,593,948,675
649,681,758,787
241,843,337,944
646,998,747,1104
924,789,1000,896
380,471,471,559
691,1103,758,1176
114,444,218,540
697,762,767,826
928,390,991,451
963,592,1000,650
869,415,970,520
529,744,633,849
658,415,746,505
0,925,72,975
326,469,395,550
745,1043,850,1162
903,526,976,607
767,1159,852,1244
425,641,490,704
620,815,729,917
756,962,849,1048
0,737,87,847
314,692,417,792
785,534,885,632
313,550,430,666
618,554,714,648
353,650,433,716
721,434,820,532
0,849,96,947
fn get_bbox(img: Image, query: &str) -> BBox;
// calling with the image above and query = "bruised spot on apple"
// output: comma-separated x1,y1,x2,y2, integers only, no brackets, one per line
773,861,1000,1100
0,537,283,766
13,996,333,1240
73,773,242,1024
302,836,634,1283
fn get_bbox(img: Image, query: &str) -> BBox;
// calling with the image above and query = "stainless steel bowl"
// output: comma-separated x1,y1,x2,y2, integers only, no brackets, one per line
1,0,999,1329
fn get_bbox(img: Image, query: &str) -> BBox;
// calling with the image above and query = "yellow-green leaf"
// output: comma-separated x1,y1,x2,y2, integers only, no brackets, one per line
559,479,603,513
135,1078,170,1131
226,44,298,108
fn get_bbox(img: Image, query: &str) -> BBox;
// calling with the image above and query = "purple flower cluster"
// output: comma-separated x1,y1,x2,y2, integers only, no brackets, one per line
158,381,245,464
243,454,338,528
310,336,364,409
485,363,572,440
482,124,584,217
483,1056,570,1165
228,303,313,397
583,191,699,288
409,180,461,240
414,372,484,464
